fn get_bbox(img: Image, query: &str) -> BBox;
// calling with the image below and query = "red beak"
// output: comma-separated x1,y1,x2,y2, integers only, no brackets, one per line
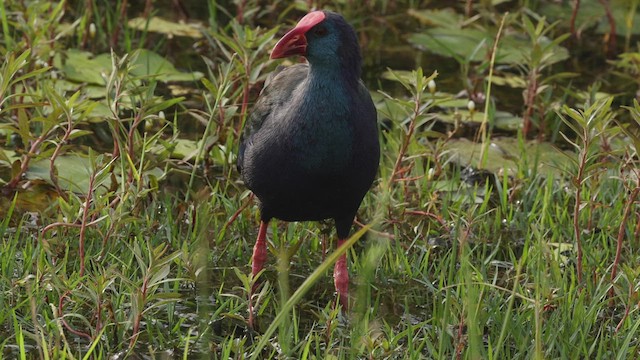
270,11,326,59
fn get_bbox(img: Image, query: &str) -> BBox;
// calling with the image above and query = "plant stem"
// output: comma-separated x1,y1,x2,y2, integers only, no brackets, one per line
610,187,639,287
479,12,507,165
573,138,588,285
570,0,580,37
78,168,97,277
390,84,421,184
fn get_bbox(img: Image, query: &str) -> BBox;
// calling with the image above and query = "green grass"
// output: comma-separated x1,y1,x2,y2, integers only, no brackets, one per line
1,0,640,359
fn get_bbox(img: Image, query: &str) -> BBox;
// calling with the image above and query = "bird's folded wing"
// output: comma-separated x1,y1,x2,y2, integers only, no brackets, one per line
237,64,308,174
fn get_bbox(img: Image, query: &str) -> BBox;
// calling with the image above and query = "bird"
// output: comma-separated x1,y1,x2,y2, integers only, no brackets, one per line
237,10,379,310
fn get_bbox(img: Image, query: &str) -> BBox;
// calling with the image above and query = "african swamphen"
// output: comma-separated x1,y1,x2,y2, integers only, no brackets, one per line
237,10,379,308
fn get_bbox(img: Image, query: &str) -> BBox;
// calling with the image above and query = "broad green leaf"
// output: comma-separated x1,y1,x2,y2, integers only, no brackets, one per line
407,8,463,29
409,28,569,65
540,0,640,35
130,49,203,82
128,16,203,38
57,49,111,85
444,137,572,175
434,110,523,131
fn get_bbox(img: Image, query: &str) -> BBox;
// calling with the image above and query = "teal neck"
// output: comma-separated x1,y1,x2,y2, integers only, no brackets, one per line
290,64,356,170
303,62,358,114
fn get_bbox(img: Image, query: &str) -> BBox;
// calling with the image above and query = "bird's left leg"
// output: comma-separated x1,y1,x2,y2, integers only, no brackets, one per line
252,221,269,287
333,238,349,309
249,220,269,329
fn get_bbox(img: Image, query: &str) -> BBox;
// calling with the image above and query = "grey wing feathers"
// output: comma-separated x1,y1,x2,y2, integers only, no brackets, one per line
237,64,308,174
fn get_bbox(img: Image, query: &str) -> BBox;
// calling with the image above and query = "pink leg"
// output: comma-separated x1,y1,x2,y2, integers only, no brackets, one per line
252,221,269,280
249,221,268,329
333,238,349,309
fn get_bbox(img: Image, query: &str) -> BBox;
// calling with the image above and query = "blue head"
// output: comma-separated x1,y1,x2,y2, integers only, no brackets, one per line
271,11,363,79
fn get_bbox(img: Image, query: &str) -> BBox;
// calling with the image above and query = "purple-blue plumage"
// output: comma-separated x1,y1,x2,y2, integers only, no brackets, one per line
237,10,379,313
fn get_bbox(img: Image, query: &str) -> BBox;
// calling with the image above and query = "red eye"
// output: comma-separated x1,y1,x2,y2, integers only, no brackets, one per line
314,26,328,37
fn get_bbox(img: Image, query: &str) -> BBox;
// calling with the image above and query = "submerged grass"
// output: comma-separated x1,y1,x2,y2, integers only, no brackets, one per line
1,0,640,359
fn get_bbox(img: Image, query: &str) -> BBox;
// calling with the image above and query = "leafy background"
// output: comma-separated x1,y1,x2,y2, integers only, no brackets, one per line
0,0,639,359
